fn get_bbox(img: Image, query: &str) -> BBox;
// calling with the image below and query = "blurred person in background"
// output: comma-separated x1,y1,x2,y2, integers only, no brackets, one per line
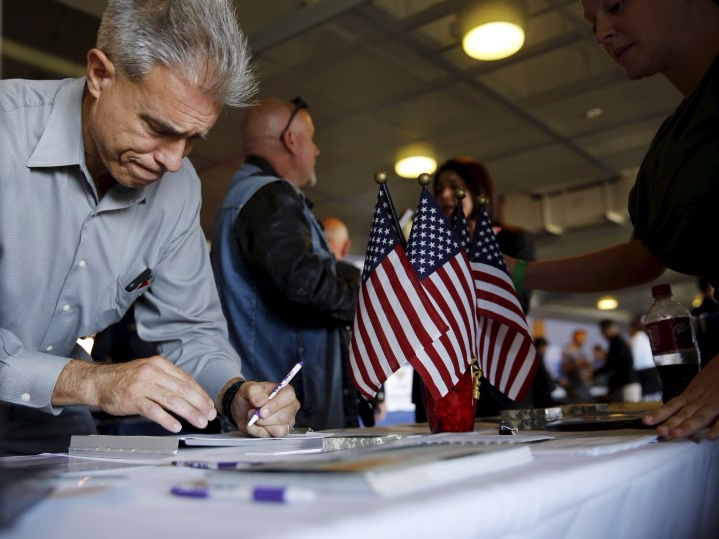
628,317,662,401
321,216,386,426
596,320,641,402
560,330,595,403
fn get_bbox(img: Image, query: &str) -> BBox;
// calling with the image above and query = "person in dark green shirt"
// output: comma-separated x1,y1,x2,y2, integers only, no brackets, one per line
507,0,719,441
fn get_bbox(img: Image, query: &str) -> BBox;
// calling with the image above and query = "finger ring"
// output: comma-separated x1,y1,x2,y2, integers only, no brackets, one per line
287,423,291,435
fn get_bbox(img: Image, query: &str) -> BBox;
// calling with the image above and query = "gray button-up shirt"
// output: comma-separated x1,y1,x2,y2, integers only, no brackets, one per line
0,78,242,424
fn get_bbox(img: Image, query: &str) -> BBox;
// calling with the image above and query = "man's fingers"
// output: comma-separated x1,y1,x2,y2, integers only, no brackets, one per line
159,374,216,426
243,381,297,418
707,417,719,440
232,381,300,436
136,397,183,433
246,420,295,439
96,356,216,431
155,359,217,419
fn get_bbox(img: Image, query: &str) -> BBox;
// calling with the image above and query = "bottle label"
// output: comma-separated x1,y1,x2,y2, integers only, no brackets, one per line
645,316,696,355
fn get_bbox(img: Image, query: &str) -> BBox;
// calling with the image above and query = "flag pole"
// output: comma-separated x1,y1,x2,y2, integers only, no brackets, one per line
454,186,466,230
375,171,406,250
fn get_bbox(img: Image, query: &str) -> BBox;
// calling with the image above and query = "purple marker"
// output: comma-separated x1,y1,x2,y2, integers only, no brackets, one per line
171,482,316,503
172,461,246,470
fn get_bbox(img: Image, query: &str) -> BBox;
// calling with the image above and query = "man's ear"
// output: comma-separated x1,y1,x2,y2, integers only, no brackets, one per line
85,48,116,99
280,128,298,156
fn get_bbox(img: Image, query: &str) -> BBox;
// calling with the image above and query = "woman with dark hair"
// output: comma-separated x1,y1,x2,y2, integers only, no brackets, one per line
412,157,540,420
433,156,535,312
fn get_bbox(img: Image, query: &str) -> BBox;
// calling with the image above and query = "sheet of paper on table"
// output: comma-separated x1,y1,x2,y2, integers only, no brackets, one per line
529,431,658,456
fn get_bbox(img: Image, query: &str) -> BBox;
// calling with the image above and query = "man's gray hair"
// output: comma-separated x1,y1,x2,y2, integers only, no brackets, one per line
97,0,256,108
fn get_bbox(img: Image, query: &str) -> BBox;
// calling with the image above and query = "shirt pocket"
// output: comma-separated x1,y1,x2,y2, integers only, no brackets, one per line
112,276,150,317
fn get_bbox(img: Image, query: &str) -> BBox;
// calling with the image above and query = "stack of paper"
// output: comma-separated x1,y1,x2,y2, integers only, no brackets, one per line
207,439,534,497
68,432,330,460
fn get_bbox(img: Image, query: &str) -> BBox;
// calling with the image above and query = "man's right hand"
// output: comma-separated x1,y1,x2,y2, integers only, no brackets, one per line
52,357,217,432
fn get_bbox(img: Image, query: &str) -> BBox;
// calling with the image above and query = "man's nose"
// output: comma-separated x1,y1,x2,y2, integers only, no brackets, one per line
156,139,189,172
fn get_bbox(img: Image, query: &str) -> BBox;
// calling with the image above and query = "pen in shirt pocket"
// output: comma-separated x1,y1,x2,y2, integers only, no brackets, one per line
125,267,153,292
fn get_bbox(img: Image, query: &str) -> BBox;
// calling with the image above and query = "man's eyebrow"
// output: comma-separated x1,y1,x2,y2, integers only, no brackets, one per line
141,113,210,140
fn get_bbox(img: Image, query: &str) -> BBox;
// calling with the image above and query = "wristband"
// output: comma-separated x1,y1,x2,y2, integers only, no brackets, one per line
221,380,245,428
512,259,528,296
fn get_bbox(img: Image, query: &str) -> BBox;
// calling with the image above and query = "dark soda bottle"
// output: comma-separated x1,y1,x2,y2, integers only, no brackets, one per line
644,284,701,403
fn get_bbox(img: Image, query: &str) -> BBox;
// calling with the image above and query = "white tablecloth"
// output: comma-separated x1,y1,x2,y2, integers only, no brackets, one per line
2,432,718,539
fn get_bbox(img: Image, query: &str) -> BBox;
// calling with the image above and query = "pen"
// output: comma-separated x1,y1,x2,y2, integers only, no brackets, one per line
247,361,303,427
170,482,316,503
172,461,246,470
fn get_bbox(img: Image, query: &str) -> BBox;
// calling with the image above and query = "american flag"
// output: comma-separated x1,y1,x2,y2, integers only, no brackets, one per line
450,203,472,253
470,205,537,401
349,187,448,400
405,187,477,399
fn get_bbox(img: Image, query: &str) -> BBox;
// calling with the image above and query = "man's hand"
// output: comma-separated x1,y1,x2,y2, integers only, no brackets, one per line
53,357,217,432
229,381,300,437
643,355,719,440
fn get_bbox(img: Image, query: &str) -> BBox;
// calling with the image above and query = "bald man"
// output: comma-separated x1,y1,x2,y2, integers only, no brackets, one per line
320,216,388,426
210,98,358,430
321,216,352,260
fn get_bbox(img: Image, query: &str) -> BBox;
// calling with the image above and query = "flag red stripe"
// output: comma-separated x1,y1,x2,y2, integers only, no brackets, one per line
350,246,449,399
424,269,474,377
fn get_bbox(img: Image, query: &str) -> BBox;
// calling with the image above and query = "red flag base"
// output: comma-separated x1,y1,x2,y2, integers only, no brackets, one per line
421,368,476,433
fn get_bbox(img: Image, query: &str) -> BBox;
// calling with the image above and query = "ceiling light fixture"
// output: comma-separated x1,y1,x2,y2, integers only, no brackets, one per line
394,143,437,179
597,295,619,311
454,0,528,61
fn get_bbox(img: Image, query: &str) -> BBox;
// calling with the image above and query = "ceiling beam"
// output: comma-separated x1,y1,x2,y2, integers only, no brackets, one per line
247,0,371,53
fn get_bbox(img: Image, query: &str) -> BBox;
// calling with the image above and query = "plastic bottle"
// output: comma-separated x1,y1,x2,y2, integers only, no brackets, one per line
644,284,701,403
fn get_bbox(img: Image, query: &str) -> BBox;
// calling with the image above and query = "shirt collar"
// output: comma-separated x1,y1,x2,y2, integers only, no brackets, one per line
245,155,280,177
27,77,87,169
244,154,313,208
27,77,148,206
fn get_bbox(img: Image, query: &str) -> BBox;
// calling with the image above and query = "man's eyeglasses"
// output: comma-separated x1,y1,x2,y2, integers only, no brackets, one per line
278,96,308,141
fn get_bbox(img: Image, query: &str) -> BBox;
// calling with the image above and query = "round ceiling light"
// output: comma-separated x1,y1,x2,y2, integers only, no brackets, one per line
462,21,525,61
597,295,619,311
455,0,528,61
394,155,438,178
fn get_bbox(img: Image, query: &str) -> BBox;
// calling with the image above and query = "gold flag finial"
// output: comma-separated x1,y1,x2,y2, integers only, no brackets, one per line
476,194,489,206
374,171,389,184
455,186,467,200
471,357,482,400
417,173,432,186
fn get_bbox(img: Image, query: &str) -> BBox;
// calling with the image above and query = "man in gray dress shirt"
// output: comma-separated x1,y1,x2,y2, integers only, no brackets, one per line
0,0,299,455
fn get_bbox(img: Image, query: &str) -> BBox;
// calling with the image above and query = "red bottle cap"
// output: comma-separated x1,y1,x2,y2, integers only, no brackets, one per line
651,284,672,297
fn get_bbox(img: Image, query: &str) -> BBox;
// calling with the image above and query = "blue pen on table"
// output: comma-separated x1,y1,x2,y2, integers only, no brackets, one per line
247,361,303,427
171,482,316,503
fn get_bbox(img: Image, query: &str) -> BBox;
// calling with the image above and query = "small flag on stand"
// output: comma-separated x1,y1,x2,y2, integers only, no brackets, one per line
349,183,448,401
405,183,477,399
449,192,472,253
470,204,537,402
